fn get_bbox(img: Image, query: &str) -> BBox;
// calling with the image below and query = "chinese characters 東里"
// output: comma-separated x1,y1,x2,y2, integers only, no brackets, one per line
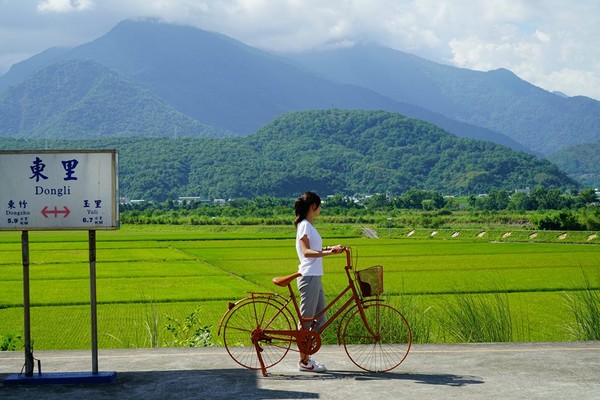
29,156,79,182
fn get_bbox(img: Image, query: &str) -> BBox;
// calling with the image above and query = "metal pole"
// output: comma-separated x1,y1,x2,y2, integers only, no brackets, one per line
89,230,98,374
21,230,34,376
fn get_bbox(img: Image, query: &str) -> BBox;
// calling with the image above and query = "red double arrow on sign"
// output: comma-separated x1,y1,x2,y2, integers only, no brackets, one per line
41,206,71,218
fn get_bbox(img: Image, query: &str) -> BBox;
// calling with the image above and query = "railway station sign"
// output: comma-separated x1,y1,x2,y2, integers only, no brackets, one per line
0,150,118,231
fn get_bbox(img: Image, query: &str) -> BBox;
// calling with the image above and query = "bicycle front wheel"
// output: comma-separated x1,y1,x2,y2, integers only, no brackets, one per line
222,298,294,371
342,302,412,372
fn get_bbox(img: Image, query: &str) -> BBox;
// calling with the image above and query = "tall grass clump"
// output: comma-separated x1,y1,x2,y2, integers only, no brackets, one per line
388,294,433,344
144,301,162,348
564,268,600,340
440,291,513,342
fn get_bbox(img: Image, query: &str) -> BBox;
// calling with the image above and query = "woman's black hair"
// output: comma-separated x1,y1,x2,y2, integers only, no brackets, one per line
294,191,321,227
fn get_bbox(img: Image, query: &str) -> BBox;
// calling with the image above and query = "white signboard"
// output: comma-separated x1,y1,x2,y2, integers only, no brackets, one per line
0,150,118,230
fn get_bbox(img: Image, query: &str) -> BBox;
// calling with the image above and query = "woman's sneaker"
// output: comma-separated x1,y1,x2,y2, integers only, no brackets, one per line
298,358,327,373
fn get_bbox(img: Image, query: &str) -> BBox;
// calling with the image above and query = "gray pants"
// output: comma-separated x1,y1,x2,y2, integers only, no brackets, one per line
297,275,327,331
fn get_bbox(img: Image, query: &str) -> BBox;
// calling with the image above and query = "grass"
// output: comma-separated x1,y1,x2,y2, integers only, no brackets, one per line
0,224,598,349
439,291,513,342
385,293,433,344
563,268,600,340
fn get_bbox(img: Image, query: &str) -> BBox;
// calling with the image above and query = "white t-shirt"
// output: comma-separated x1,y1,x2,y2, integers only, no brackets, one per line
296,219,323,276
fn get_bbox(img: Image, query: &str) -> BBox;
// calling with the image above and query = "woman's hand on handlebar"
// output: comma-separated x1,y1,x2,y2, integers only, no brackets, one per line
329,245,345,254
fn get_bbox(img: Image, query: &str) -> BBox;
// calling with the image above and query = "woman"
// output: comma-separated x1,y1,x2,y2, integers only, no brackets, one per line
294,191,344,373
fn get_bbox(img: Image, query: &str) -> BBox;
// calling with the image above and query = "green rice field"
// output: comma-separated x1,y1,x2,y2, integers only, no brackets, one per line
1,224,599,350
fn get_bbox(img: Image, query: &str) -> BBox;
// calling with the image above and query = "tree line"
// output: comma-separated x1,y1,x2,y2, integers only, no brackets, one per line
120,187,600,231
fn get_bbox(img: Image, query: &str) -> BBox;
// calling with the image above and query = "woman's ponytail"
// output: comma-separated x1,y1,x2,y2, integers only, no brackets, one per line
294,191,321,227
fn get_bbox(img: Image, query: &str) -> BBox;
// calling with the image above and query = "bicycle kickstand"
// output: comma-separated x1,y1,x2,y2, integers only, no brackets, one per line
254,343,268,377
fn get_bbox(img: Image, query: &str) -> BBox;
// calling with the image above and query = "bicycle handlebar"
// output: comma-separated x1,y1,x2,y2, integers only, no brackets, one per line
343,246,352,268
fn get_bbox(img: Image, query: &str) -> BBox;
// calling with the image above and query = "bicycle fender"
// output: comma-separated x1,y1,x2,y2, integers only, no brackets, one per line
217,293,290,335
335,298,386,345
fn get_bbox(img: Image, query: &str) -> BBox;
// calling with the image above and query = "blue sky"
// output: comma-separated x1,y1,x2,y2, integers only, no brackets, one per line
1,0,599,100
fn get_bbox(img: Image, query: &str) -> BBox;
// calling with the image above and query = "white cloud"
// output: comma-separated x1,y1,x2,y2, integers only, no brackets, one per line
539,68,600,99
534,30,549,43
442,1,600,98
37,0,94,13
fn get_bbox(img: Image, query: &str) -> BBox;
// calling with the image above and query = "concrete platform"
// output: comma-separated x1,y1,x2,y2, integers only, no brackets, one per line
3,371,117,385
1,342,599,399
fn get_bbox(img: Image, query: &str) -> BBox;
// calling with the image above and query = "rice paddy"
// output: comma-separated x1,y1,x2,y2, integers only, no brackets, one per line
1,224,598,349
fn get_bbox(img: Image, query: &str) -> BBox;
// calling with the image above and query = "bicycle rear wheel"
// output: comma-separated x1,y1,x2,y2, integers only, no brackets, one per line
222,298,294,371
342,302,412,372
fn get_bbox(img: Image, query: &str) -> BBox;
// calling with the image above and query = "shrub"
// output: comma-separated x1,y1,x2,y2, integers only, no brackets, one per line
0,333,22,351
537,211,583,230
164,307,213,347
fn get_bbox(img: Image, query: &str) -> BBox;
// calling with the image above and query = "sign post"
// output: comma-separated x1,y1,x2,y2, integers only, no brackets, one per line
1,150,118,384
89,230,99,374
21,231,33,375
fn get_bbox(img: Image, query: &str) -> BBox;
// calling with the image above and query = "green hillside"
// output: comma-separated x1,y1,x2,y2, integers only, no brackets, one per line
0,110,578,201
0,59,227,139
549,141,600,188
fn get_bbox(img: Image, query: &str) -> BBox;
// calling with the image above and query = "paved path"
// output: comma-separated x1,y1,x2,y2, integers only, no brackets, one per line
1,342,599,399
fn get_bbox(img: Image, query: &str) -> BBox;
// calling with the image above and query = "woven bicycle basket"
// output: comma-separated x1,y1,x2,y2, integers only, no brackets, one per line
356,265,384,297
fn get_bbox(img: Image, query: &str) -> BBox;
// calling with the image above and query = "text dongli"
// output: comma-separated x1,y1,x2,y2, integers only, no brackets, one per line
35,185,71,197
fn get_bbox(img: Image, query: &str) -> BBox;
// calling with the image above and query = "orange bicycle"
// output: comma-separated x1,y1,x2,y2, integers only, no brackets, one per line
218,247,412,376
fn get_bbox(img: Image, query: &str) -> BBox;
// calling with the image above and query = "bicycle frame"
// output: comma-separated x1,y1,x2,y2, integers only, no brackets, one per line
291,248,372,340
219,248,380,361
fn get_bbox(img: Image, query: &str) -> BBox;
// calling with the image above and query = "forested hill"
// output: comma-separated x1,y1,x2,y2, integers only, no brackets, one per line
549,141,600,189
245,110,577,196
0,59,227,139
0,110,578,201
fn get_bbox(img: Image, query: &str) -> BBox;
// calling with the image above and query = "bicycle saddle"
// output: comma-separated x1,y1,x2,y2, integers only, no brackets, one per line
272,272,302,287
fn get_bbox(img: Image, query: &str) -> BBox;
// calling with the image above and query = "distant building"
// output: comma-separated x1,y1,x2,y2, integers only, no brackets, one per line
177,197,227,205
120,196,145,205
514,187,531,195
178,197,210,205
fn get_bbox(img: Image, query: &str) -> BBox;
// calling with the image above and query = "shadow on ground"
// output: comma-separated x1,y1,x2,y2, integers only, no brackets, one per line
1,368,483,399
267,370,484,387
1,369,316,400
